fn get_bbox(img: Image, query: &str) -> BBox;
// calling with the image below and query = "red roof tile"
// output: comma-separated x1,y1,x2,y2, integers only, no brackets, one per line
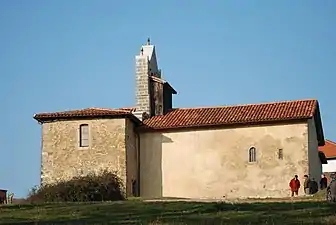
34,99,324,145
117,107,137,112
34,107,135,122
319,140,336,159
142,99,318,130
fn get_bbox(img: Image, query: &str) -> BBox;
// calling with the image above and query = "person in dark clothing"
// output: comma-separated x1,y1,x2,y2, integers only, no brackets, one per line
320,174,328,190
303,175,311,195
310,178,318,194
329,175,336,202
289,175,301,197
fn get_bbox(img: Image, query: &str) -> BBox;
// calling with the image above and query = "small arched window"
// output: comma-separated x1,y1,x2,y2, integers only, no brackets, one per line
79,124,89,147
249,147,257,162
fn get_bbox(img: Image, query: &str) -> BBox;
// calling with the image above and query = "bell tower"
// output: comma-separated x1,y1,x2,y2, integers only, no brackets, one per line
133,39,177,121
134,38,158,119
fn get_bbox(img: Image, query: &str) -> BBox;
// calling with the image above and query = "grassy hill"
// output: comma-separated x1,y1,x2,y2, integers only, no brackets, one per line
0,195,335,225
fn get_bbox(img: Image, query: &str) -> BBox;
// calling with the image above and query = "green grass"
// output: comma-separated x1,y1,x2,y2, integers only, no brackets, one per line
0,197,335,225
312,189,328,199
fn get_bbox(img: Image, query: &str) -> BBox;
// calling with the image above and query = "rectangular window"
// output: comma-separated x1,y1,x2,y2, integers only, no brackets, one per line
278,149,283,160
79,124,89,147
249,147,257,162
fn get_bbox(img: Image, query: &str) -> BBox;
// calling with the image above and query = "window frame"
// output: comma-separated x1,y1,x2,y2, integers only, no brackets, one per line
248,147,257,163
278,148,283,160
79,124,90,148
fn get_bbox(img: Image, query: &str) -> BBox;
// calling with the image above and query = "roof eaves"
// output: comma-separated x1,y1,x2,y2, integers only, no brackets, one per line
313,101,325,146
33,112,139,124
138,116,311,133
149,76,177,94
319,151,328,164
164,82,177,94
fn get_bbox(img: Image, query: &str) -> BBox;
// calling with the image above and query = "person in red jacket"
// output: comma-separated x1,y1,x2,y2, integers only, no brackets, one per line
289,175,301,197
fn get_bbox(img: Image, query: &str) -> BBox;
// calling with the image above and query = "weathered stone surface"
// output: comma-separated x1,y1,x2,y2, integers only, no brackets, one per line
135,56,150,115
41,118,137,196
150,80,164,116
125,119,139,196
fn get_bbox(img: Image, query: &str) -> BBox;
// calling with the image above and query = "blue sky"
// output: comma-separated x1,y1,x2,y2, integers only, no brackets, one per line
1,0,335,197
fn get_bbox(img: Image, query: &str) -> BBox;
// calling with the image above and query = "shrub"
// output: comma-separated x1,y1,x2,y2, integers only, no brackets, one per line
27,170,125,203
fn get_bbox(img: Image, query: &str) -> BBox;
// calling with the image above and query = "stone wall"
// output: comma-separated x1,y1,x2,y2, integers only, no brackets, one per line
125,119,139,196
41,118,130,194
308,118,322,182
135,55,150,116
150,80,164,116
140,122,317,199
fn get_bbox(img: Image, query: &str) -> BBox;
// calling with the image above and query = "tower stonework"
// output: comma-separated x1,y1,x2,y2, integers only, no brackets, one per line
135,55,150,116
135,39,159,119
134,39,177,121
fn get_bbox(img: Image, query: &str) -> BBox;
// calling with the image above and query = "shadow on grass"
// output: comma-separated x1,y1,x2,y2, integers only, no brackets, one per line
0,200,335,225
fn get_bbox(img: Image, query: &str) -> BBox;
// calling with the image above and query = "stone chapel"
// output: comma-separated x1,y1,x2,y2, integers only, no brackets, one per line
34,39,327,199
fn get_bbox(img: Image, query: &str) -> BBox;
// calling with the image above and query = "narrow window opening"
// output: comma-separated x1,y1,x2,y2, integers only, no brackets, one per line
79,124,89,147
278,149,283,160
249,147,256,162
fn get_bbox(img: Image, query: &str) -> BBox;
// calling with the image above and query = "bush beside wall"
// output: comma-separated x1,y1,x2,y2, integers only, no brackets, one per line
27,170,125,203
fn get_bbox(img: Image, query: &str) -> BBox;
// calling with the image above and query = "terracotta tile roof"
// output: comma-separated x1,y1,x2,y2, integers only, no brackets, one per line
33,99,325,145
319,140,336,159
33,107,137,123
142,99,319,130
117,107,137,112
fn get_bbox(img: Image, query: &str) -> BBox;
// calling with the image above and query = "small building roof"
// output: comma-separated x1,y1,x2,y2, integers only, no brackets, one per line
149,76,177,94
33,107,140,124
319,140,336,159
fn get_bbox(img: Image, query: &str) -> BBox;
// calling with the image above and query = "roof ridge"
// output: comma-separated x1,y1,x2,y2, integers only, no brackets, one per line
85,107,135,112
34,107,128,116
34,108,88,115
149,75,167,83
86,107,114,111
173,99,317,110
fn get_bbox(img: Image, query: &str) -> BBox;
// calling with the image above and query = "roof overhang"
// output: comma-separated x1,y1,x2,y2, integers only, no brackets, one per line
149,76,177,94
34,113,142,125
319,151,328,164
164,83,177,94
313,102,325,146
137,118,310,133
326,156,336,160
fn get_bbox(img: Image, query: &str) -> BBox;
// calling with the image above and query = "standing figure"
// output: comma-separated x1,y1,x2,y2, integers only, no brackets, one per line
320,174,328,190
303,175,311,195
289,175,301,197
8,193,14,204
310,178,318,194
330,175,336,202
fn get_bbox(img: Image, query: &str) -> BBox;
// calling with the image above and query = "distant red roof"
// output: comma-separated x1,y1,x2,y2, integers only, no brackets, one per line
319,140,336,159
